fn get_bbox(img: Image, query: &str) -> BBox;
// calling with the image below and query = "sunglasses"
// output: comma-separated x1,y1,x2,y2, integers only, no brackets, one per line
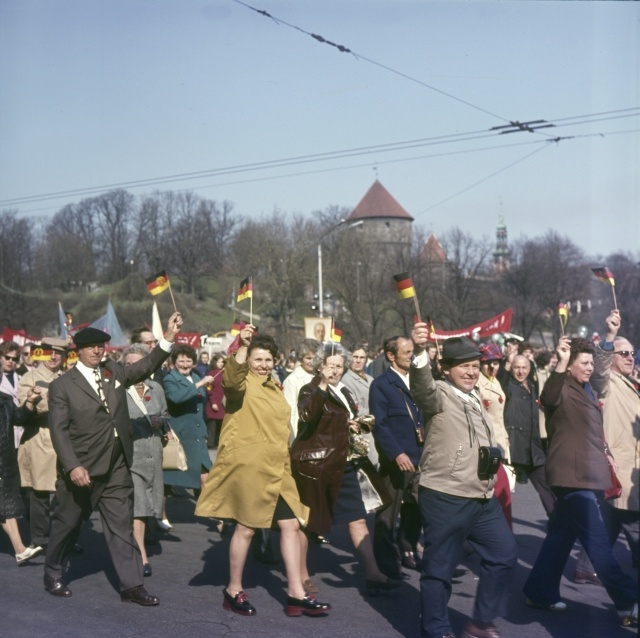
2,355,19,362
614,350,636,358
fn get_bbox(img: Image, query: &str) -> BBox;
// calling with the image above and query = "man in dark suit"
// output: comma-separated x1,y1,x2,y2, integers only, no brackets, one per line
370,335,424,580
44,312,182,604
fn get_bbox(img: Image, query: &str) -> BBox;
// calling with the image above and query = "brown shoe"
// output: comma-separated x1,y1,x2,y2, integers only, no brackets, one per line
461,619,500,638
573,569,601,586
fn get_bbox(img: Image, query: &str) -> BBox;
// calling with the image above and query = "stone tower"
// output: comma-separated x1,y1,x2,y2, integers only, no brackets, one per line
493,213,511,273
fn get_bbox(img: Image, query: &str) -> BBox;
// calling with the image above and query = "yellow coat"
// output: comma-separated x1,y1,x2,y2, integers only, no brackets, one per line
195,355,308,528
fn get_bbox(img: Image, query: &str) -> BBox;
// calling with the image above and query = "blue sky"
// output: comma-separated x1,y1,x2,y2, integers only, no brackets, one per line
1,1,638,258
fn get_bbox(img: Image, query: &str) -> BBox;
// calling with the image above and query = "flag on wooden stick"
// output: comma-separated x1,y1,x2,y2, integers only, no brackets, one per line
237,277,253,302
591,266,617,309
146,270,170,296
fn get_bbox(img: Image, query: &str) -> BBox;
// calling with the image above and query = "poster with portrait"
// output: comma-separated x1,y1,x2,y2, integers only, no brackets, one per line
304,317,331,342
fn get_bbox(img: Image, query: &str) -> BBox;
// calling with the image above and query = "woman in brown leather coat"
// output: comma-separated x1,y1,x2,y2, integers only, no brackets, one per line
290,344,398,596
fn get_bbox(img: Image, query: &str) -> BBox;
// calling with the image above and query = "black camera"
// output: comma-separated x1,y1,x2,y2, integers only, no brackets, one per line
477,446,502,481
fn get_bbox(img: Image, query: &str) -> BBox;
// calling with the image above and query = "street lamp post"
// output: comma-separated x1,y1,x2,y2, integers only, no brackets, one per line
317,219,363,318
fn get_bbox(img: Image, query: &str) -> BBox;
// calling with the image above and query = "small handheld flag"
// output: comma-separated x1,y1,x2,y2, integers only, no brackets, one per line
393,272,421,322
557,302,569,336
237,277,253,302
231,320,245,336
331,323,342,343
591,266,617,309
30,345,53,362
393,272,416,299
146,271,170,296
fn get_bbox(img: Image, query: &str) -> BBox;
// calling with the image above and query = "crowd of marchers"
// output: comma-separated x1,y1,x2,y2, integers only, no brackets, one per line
0,309,638,637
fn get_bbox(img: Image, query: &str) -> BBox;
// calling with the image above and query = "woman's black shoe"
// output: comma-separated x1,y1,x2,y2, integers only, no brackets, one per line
365,577,403,597
285,594,331,617
222,588,256,616
143,563,152,577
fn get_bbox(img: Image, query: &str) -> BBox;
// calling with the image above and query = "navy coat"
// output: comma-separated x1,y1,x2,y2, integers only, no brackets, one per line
369,367,424,468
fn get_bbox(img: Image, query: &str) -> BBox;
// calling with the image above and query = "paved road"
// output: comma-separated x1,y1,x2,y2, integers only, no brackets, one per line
0,480,635,638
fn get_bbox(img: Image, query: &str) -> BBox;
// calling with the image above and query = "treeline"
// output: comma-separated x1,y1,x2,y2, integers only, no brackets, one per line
1,189,638,349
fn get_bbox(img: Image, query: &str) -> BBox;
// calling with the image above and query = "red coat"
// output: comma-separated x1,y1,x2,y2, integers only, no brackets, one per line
204,370,225,421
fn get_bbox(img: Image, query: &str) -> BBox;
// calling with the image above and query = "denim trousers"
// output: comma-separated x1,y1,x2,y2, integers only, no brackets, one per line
418,487,517,638
523,488,637,610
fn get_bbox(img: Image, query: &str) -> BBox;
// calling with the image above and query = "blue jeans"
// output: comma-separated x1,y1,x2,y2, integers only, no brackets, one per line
418,488,517,638
523,489,637,610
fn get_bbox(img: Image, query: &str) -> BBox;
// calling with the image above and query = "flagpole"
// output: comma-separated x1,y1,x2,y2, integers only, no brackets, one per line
559,315,565,337
249,295,253,326
167,281,178,314
413,297,422,323
612,285,618,310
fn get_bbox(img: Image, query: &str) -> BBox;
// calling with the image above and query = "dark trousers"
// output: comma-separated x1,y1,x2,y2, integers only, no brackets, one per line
418,488,517,638
513,463,556,517
373,464,421,578
45,441,143,591
28,489,52,547
575,500,639,571
523,489,637,610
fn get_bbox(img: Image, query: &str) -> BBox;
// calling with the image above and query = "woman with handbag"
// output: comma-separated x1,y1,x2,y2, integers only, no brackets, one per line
523,336,637,627
122,344,171,577
195,325,330,618
291,343,399,596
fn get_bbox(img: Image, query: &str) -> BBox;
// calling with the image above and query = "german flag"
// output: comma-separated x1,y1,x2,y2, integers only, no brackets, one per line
146,270,170,296
66,350,78,366
393,272,416,299
237,276,253,302
30,345,53,361
330,321,342,343
231,320,245,336
591,267,615,286
426,315,437,340
557,302,569,327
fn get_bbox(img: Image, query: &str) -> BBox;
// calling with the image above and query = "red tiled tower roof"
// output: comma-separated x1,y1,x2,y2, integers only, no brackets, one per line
346,180,414,222
419,232,448,262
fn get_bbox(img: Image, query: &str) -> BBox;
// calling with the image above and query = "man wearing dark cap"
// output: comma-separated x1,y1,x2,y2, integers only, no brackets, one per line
410,326,517,638
17,337,68,551
44,312,182,605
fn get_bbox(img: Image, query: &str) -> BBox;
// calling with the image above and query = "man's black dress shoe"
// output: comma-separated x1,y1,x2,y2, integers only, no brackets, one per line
44,575,72,598
285,594,331,617
222,588,256,616
120,585,160,606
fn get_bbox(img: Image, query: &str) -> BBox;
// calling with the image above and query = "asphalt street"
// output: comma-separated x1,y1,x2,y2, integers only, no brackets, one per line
1,478,636,638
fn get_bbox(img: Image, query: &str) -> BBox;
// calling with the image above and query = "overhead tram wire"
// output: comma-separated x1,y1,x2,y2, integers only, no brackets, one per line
3,107,638,209
231,0,510,124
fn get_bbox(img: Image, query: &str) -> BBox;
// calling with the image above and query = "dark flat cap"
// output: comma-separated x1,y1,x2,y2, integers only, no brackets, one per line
441,337,480,363
73,327,111,347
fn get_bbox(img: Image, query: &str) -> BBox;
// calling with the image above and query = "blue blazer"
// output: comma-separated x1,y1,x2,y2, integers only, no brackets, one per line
369,366,424,468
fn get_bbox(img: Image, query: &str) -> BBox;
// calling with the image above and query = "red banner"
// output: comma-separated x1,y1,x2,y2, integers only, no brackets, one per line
433,309,513,340
175,332,201,348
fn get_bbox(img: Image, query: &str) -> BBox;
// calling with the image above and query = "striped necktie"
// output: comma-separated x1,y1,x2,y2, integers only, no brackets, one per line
93,368,110,413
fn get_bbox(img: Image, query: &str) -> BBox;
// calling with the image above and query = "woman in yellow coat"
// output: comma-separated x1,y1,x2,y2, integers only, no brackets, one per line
195,325,330,618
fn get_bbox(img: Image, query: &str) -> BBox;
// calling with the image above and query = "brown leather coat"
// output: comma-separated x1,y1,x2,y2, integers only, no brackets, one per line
290,378,350,534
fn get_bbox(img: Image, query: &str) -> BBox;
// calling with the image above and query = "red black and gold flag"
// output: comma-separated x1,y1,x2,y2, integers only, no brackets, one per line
426,315,437,341
30,345,53,361
231,320,245,336
557,302,569,328
237,276,253,302
66,350,78,366
591,267,615,286
330,320,342,343
393,272,416,299
146,270,170,296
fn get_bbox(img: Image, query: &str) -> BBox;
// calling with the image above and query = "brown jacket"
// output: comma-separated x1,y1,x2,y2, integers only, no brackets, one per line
541,371,611,490
290,378,350,534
